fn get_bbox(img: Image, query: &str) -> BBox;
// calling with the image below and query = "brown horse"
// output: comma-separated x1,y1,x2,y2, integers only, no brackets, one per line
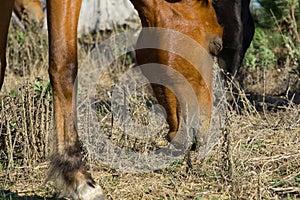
0,0,222,199
134,0,223,147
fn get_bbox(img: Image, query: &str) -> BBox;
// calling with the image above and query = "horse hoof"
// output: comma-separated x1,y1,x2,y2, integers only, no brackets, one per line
77,182,105,200
54,179,105,200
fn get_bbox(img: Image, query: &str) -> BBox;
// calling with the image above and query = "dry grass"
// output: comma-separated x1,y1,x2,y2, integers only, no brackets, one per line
1,24,300,200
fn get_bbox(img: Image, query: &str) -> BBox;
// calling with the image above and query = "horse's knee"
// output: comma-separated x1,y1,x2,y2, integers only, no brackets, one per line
48,61,78,98
49,60,77,79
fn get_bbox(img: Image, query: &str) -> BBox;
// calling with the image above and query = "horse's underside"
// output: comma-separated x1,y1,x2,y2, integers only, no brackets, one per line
0,0,223,199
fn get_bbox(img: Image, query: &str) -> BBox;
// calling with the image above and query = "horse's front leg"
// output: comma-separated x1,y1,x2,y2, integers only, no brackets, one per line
0,0,15,89
46,0,104,199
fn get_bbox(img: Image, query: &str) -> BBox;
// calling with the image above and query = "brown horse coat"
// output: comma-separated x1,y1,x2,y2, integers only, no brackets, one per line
0,0,222,199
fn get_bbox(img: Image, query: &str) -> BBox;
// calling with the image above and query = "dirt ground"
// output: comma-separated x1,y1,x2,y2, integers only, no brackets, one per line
1,105,300,199
0,27,300,200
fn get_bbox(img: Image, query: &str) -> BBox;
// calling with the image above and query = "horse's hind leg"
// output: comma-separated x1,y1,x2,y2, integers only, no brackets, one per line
0,0,15,89
46,0,104,199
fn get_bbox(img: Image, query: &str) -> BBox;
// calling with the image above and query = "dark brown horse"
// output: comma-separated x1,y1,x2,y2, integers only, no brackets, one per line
213,0,255,76
0,0,222,199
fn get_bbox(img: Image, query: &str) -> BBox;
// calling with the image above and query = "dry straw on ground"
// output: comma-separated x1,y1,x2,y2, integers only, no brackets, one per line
0,25,300,200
